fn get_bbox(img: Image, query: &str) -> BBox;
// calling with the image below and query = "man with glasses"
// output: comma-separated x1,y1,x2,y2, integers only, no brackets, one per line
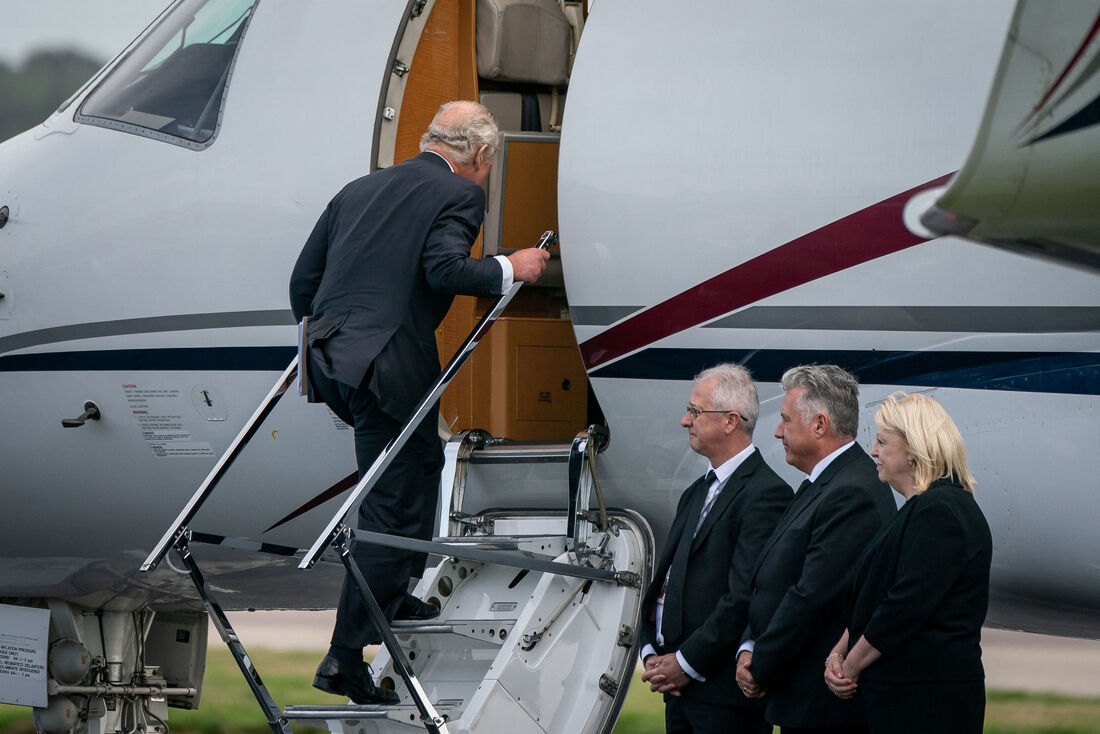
640,364,791,733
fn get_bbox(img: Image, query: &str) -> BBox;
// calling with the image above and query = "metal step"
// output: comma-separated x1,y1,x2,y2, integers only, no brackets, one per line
354,529,623,584
283,704,389,721
390,620,515,645
283,703,455,732
431,536,523,551
389,625,457,633
390,621,456,633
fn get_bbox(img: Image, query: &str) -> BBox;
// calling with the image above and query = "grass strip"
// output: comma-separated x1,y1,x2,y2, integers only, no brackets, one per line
2,648,1098,733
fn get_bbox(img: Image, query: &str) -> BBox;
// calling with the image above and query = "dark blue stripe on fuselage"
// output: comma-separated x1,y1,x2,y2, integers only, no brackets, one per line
589,348,1100,395
1029,92,1100,145
3,346,1098,396
0,346,297,372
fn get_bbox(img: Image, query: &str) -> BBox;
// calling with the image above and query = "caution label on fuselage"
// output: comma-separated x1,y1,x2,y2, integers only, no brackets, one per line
123,385,216,458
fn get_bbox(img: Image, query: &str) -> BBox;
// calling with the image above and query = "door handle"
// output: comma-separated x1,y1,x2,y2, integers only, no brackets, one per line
62,401,101,428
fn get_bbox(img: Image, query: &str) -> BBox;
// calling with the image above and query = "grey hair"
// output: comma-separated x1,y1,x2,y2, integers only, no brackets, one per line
780,364,860,439
419,101,499,165
694,363,759,435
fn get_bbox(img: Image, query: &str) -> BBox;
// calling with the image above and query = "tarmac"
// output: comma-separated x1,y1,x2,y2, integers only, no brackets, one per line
216,610,1100,697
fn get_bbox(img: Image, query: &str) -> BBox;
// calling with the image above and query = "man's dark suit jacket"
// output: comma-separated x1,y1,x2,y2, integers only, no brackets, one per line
744,443,895,728
847,477,992,685
289,152,502,422
640,448,791,707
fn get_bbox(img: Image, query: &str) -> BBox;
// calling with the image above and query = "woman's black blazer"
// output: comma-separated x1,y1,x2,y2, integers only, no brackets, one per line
847,478,993,683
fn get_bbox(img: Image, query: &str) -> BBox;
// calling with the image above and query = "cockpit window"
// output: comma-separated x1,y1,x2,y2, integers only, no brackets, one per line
76,0,257,149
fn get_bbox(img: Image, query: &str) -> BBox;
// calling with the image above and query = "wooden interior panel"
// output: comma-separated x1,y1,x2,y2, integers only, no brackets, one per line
394,0,485,432
470,318,587,440
500,140,559,252
396,0,457,164
393,0,479,164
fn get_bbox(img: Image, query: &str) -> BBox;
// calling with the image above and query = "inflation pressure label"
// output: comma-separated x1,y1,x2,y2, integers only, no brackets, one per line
0,604,48,707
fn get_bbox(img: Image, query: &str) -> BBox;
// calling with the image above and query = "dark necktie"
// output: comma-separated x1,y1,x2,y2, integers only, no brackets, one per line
769,478,813,535
693,470,720,536
657,470,719,635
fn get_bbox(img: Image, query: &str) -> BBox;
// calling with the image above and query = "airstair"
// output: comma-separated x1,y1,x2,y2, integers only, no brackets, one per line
139,232,651,734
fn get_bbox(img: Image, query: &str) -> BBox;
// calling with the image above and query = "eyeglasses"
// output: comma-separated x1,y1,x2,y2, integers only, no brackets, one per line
685,404,735,420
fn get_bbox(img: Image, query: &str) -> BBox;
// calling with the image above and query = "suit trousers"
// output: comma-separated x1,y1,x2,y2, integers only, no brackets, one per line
860,679,984,734
310,360,443,648
665,696,770,734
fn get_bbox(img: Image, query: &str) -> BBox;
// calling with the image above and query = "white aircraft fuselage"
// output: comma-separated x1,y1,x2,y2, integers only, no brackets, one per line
0,0,1097,698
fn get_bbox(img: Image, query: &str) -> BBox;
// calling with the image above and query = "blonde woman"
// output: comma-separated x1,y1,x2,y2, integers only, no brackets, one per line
824,393,992,733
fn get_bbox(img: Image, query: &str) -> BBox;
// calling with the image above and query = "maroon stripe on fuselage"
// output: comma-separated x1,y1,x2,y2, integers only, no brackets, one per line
578,173,954,370
264,471,358,533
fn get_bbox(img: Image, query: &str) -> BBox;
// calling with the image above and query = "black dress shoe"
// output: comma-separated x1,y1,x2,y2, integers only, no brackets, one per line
313,654,399,705
394,593,440,621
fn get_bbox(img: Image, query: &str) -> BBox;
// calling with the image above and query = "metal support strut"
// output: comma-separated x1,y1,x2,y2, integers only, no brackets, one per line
567,424,610,561
173,533,291,734
332,524,449,734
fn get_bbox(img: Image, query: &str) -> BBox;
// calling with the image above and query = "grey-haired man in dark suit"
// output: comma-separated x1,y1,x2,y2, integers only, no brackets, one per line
289,101,548,704
736,364,895,734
